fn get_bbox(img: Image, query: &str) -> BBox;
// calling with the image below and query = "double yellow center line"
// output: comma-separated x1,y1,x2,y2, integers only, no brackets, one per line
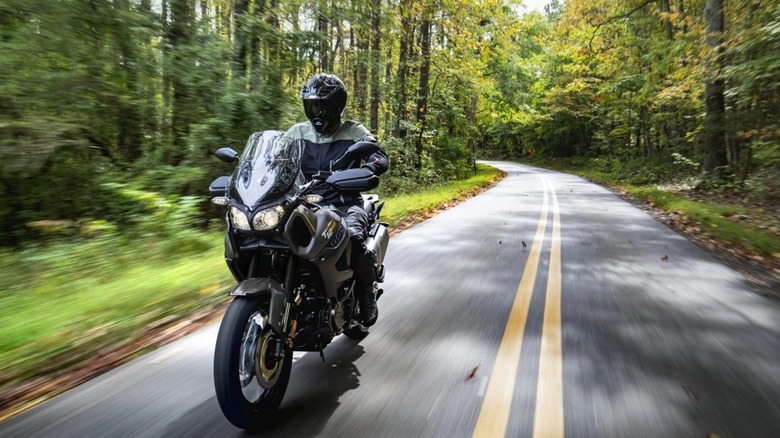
472,175,564,438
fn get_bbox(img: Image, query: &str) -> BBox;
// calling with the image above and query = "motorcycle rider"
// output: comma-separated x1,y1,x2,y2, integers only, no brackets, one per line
284,73,389,327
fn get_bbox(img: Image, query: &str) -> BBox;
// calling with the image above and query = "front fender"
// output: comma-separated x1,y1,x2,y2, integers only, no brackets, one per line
229,278,288,335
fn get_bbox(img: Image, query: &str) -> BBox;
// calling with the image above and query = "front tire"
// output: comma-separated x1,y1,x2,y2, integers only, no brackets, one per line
213,295,292,430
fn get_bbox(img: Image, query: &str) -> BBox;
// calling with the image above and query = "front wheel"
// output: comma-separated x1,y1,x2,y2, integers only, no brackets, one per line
213,294,292,430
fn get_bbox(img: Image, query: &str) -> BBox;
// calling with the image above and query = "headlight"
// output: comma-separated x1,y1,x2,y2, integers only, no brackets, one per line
253,205,285,231
230,206,251,231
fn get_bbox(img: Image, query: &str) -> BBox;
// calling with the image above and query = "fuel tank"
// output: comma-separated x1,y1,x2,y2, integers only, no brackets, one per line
283,204,353,299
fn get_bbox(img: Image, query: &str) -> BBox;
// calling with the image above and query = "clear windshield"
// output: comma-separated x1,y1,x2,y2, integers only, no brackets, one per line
229,131,304,209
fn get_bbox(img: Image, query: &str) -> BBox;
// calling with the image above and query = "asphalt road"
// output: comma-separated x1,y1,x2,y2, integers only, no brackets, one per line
3,162,780,437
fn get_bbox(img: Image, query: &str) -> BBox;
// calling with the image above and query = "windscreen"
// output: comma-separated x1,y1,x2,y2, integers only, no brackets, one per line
229,131,304,209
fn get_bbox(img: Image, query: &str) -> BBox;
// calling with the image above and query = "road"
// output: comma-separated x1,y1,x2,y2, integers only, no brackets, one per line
2,162,780,437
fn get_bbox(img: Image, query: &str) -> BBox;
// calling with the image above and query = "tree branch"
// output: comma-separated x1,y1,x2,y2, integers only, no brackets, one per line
588,0,660,53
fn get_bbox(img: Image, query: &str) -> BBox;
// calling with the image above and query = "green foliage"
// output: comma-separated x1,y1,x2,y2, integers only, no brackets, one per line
0,237,232,388
2,0,518,247
722,2,780,186
434,137,472,178
0,162,502,392
2,0,778,247
469,0,780,208
376,163,502,227
101,183,211,253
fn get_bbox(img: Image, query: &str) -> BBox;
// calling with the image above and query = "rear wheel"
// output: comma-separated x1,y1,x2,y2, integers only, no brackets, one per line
213,294,292,430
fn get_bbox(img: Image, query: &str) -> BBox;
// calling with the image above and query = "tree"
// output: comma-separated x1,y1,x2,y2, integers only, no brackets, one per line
414,5,432,169
703,0,727,178
369,0,381,132
394,0,413,138
167,0,196,163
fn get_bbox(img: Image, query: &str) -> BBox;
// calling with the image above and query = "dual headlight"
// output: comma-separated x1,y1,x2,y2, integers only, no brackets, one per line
229,204,286,231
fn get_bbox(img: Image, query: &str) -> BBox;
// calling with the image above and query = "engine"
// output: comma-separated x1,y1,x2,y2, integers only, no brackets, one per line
291,267,343,351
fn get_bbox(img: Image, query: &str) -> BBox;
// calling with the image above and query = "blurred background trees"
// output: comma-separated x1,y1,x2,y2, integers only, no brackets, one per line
480,0,780,194
1,0,778,245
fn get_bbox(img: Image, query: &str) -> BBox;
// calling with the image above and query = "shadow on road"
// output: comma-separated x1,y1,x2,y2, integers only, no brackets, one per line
161,339,366,437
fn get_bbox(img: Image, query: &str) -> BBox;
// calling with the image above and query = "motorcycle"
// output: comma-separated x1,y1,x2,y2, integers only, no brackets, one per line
208,130,389,430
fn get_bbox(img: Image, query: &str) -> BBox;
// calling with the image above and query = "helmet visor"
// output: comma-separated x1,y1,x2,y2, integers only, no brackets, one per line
304,98,343,119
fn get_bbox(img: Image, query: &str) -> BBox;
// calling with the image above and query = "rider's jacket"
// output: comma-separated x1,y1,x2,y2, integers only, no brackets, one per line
284,120,389,206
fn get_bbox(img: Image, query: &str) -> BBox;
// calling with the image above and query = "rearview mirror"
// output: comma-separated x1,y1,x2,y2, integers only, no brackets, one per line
346,141,380,158
331,141,380,170
215,147,239,163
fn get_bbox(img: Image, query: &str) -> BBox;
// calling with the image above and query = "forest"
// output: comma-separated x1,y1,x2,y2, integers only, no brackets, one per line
1,0,778,245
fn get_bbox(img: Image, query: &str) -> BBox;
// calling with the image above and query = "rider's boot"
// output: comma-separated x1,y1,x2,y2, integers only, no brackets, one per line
358,287,378,327
354,244,378,327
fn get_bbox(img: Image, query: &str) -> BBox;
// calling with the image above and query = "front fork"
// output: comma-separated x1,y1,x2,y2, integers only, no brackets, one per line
249,255,297,363
278,256,298,358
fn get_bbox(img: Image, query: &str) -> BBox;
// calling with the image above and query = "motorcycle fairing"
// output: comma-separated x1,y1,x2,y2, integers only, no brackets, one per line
283,205,353,299
228,131,304,210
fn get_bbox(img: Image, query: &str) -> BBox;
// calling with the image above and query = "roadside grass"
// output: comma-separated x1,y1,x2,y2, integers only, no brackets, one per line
380,164,503,228
551,164,780,260
0,238,233,389
625,187,780,257
0,163,505,412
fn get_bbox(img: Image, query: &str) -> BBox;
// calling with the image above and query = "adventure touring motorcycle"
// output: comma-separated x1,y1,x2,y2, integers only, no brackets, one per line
208,130,389,430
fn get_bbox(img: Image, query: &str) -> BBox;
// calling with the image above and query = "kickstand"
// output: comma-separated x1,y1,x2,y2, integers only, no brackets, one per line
319,348,325,363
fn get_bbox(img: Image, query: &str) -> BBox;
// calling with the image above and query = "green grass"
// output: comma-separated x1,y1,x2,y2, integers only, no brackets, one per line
0,163,504,394
539,160,780,259
0,238,234,387
625,186,780,257
381,164,504,227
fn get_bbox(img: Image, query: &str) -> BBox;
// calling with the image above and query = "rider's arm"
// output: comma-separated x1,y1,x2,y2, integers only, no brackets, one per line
352,126,389,176
362,147,388,176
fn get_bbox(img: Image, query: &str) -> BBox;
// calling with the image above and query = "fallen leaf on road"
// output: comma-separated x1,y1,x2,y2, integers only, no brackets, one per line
661,255,669,262
466,366,479,381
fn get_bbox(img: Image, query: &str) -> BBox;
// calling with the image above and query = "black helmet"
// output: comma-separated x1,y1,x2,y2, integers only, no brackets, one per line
301,73,348,134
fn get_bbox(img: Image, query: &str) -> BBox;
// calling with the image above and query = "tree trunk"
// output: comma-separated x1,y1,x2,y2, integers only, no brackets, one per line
169,0,194,163
114,0,143,162
318,0,330,71
353,0,369,122
661,0,674,40
703,0,727,178
161,0,169,97
250,0,267,91
395,0,412,138
369,0,380,133
335,20,344,73
415,16,431,169
265,0,284,128
384,46,393,135
233,0,250,76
